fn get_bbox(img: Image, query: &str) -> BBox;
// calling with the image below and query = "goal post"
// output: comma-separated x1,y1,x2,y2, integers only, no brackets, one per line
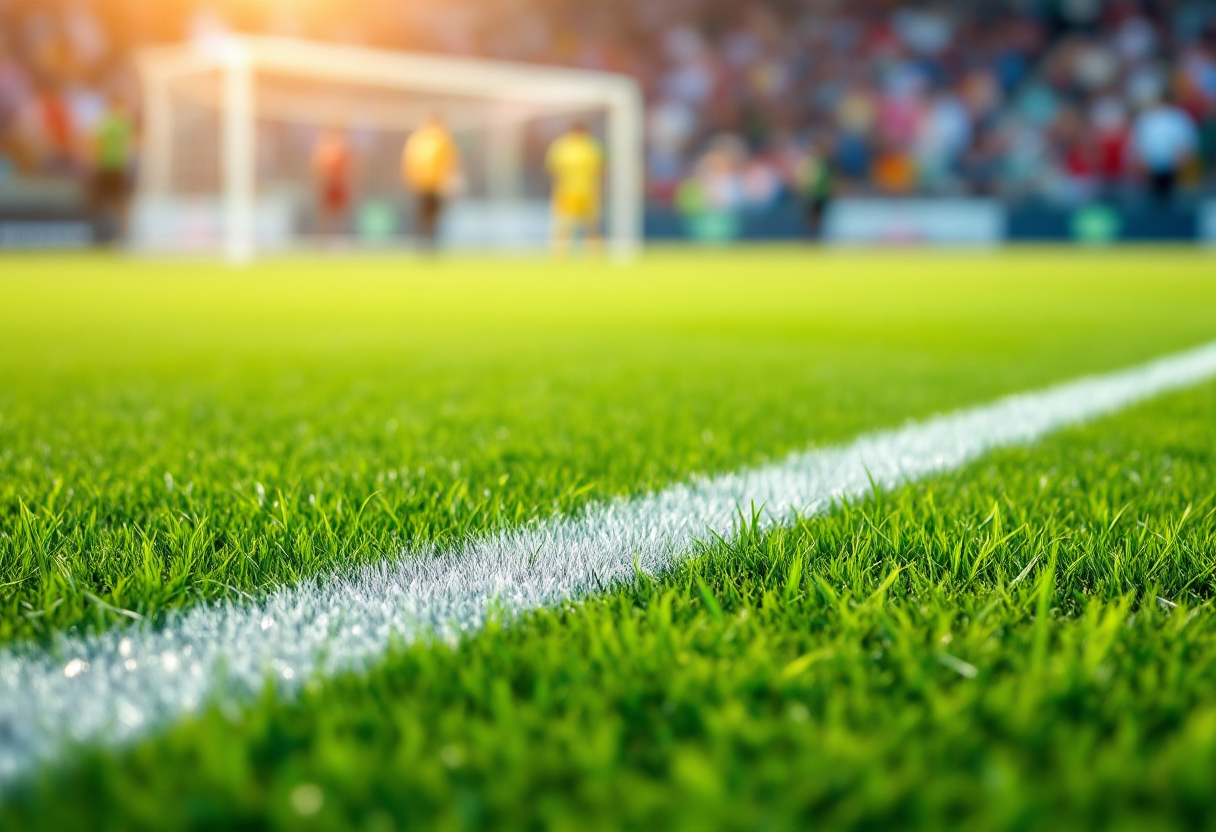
134,36,645,263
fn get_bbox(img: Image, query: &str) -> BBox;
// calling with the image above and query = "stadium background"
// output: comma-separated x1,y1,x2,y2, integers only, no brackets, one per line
2,0,1216,247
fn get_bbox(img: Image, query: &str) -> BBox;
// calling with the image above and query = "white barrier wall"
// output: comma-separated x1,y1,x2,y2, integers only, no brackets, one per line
130,195,554,252
442,200,552,249
824,198,1006,247
132,195,295,253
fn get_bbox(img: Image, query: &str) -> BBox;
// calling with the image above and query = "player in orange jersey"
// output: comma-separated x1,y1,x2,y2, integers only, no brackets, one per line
402,114,461,251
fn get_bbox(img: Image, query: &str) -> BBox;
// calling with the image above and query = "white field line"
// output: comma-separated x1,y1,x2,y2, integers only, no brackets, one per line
4,341,1216,788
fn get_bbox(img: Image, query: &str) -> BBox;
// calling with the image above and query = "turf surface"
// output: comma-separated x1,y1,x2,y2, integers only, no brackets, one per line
5,353,1216,831
3,250,1216,646
3,249,1216,830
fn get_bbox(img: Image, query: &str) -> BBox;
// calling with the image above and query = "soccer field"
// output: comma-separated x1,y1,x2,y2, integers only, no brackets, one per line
3,249,1216,830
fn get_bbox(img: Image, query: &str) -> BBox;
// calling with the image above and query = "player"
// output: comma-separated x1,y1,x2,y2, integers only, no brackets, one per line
89,94,135,245
545,122,604,255
402,114,460,251
792,139,833,241
311,127,352,240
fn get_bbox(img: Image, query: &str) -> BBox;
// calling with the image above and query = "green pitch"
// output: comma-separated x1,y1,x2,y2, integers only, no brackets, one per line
2,249,1216,830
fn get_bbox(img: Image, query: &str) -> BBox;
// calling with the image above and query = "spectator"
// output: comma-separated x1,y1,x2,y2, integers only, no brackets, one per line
33,83,76,175
1,0,1215,208
1130,91,1200,201
1090,96,1130,189
873,136,917,195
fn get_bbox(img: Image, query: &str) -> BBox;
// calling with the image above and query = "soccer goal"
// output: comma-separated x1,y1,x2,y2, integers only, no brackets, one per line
134,36,644,262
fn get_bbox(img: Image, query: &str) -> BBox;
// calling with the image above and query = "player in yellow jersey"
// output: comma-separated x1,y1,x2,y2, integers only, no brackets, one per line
546,123,604,255
402,114,461,251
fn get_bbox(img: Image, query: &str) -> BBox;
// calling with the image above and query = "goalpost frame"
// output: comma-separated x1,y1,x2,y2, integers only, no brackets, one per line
136,36,646,264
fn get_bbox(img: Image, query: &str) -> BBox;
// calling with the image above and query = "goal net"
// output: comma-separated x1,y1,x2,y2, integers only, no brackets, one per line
134,36,644,262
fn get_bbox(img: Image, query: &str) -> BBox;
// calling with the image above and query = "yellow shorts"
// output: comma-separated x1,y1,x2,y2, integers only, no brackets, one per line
554,190,600,223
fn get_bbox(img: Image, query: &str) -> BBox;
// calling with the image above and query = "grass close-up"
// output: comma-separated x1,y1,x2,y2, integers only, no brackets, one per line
3,249,1216,830
4,250,1216,645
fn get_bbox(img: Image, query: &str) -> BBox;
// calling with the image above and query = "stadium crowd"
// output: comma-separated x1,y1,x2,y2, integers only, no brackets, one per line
2,0,1215,211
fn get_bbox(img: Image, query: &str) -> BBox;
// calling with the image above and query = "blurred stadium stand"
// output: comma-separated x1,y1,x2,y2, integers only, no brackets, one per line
2,0,1215,246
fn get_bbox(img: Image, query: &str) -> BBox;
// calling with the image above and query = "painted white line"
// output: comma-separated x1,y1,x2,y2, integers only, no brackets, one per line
3,341,1216,787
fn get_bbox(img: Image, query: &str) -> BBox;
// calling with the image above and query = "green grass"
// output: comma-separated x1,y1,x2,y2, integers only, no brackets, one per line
3,250,1216,646
5,350,1216,831
4,249,1216,830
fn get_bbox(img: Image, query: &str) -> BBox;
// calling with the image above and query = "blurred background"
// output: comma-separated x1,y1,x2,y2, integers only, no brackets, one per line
2,0,1216,247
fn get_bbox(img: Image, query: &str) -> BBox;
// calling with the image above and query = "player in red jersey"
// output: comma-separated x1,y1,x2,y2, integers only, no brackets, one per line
311,127,352,240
